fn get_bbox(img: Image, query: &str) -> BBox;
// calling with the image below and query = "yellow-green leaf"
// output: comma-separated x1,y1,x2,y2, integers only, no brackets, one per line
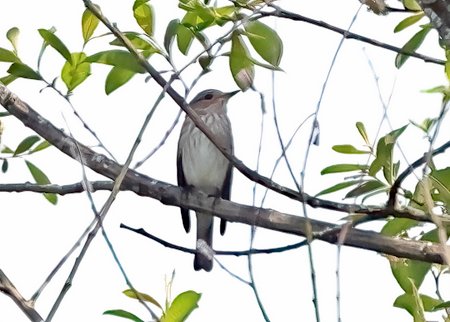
402,0,421,11
0,48,19,63
229,32,254,91
161,291,200,322
81,8,100,43
394,12,425,33
105,67,136,94
86,50,144,73
110,33,157,51
14,135,40,156
0,74,18,85
164,19,179,54
38,29,72,64
61,52,91,92
123,289,163,310
395,26,431,68
321,164,368,175
244,20,283,66
176,24,194,55
103,309,144,322
315,180,362,197
6,27,19,53
133,0,154,35
356,121,370,145
332,144,369,154
25,160,57,205
7,63,41,80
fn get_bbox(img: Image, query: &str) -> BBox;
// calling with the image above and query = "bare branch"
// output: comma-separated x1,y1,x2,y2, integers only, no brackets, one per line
261,4,445,66
0,270,43,322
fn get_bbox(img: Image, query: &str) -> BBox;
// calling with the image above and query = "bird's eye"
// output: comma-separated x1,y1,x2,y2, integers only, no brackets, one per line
204,93,213,100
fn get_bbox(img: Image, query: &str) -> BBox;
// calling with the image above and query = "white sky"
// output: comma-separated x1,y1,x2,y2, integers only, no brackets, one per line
1,1,449,322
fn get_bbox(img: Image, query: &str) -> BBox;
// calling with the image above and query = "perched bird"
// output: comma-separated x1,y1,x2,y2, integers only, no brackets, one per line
177,89,238,271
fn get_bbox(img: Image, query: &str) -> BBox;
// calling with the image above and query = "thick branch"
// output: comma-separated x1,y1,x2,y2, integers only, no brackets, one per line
0,84,448,264
0,270,43,322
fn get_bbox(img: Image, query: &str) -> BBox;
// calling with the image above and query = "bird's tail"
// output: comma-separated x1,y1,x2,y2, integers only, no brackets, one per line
194,212,214,271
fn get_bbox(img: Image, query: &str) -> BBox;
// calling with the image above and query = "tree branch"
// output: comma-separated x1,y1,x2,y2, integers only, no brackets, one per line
261,4,445,66
1,84,449,264
0,270,43,322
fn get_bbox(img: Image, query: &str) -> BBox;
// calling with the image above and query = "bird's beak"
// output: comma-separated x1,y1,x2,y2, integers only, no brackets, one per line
225,90,240,99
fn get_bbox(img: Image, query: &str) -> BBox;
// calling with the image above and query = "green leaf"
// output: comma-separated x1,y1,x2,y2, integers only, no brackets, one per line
176,24,194,55
61,52,91,92
2,159,8,173
0,48,19,63
161,291,201,322
37,26,56,70
432,300,450,310
25,161,57,205
123,289,163,310
133,0,154,35
103,309,144,322
86,50,144,73
332,144,370,154
30,140,51,153
394,293,441,318
14,135,40,156
164,19,179,54
394,12,425,33
344,180,386,198
0,74,18,86
81,8,100,43
321,164,368,175
214,5,237,25
410,117,436,134
229,32,254,91
389,258,431,294
38,29,72,64
395,26,431,68
429,167,450,208
244,20,283,66
369,125,407,184
381,218,418,236
315,180,362,197
6,27,20,53
2,146,13,153
402,0,422,11
105,67,136,95
355,121,370,145
110,33,157,51
7,63,41,80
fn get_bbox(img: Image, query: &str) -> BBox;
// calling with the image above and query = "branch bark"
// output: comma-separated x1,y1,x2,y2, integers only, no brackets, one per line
0,84,448,264
0,270,43,322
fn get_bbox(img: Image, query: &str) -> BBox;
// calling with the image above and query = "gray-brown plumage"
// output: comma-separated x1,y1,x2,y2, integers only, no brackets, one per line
177,89,237,271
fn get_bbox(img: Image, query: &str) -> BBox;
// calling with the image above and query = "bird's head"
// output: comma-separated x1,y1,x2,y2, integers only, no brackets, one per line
189,89,239,113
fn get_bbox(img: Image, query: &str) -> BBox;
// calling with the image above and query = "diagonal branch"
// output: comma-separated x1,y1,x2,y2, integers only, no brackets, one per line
0,270,43,322
261,4,445,66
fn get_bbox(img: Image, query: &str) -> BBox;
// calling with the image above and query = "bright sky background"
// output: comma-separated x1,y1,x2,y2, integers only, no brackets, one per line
1,1,449,322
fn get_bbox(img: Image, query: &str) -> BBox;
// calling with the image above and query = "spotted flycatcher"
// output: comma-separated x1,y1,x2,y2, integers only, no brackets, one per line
177,89,238,271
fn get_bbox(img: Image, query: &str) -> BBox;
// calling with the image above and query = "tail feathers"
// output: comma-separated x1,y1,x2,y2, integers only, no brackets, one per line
194,212,213,271
194,250,213,271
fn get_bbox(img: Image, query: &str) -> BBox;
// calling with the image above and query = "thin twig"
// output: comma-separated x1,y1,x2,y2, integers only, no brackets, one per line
262,4,445,66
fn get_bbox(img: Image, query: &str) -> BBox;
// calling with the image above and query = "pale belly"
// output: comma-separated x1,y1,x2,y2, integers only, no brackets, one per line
181,118,231,195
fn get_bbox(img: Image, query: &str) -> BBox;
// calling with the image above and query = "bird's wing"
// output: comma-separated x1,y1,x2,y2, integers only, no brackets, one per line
177,152,191,233
219,160,233,236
